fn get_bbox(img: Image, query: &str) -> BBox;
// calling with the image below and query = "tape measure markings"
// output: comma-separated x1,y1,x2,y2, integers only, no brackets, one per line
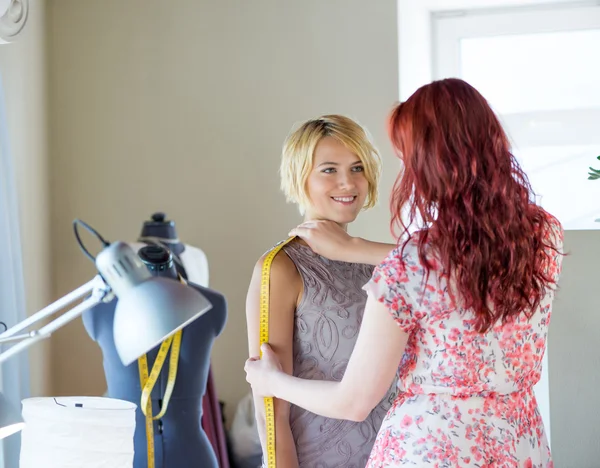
259,236,295,468
138,276,186,468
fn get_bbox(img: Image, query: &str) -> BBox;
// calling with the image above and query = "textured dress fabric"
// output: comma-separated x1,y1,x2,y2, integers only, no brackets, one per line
281,241,397,468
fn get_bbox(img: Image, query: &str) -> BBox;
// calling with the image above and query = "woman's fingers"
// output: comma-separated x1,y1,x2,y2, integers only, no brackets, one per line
289,220,329,237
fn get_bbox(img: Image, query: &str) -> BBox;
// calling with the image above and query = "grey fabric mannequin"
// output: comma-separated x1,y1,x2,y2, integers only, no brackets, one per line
82,239,226,468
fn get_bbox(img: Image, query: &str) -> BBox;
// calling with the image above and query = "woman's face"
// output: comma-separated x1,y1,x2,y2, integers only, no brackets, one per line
304,136,369,227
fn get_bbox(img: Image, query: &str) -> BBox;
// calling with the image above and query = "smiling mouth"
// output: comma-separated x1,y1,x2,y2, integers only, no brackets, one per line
331,196,357,205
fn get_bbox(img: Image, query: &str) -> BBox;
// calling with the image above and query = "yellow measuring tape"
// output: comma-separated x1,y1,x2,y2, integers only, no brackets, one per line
259,236,295,468
137,279,185,468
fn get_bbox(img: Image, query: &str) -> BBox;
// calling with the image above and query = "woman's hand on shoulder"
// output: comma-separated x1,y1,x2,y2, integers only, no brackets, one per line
291,220,398,266
289,220,356,262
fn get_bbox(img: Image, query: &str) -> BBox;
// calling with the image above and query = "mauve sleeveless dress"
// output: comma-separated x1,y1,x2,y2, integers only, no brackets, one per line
281,241,397,468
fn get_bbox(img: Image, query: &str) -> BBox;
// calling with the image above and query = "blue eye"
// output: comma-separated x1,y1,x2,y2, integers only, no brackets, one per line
322,168,336,173
352,166,364,172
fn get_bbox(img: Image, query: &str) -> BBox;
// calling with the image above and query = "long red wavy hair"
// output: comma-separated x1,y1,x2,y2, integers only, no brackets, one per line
388,78,559,333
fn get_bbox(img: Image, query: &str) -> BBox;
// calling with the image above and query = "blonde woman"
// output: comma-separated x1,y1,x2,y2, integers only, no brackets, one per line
245,115,396,468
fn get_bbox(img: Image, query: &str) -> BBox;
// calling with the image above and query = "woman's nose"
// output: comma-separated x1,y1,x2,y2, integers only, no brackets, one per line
337,172,356,189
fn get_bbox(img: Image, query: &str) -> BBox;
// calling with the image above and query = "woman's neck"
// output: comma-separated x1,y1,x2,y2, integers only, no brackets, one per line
302,216,348,232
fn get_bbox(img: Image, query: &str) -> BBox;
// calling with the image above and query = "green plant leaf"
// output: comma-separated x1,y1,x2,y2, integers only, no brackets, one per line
586,157,600,179
588,167,600,179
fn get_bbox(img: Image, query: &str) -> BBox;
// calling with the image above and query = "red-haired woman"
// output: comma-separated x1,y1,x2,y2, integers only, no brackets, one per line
245,78,563,467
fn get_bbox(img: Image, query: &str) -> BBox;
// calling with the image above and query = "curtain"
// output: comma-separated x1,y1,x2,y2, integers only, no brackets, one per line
0,73,30,468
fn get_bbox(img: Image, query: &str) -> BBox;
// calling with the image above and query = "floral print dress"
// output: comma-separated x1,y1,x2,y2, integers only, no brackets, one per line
363,223,563,468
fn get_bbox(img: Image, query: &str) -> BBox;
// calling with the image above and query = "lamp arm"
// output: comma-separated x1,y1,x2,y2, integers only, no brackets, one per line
0,275,112,364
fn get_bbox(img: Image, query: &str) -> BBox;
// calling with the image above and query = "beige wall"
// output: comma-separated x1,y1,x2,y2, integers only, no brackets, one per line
0,0,51,397
47,0,399,424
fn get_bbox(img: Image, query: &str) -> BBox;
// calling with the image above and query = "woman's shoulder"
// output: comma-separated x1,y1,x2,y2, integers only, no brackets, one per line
253,238,301,281
379,232,432,270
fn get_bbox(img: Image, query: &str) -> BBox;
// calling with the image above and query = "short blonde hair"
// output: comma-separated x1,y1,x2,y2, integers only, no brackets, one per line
280,115,381,214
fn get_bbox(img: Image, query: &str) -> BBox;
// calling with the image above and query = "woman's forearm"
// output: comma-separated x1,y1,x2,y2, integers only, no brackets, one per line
348,238,396,265
254,399,299,468
273,418,299,468
271,373,364,421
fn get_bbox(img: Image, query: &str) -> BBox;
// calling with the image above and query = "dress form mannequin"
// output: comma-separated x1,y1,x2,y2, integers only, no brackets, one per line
137,212,209,287
82,218,226,468
135,214,229,466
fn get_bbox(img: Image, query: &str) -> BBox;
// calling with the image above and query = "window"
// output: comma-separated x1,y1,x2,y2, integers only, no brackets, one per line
433,4,600,230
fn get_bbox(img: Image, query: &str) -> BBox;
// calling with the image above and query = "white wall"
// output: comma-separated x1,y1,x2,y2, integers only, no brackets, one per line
549,230,600,467
47,0,399,424
0,0,51,398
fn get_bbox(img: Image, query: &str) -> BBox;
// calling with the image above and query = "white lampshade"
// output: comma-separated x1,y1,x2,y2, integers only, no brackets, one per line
19,396,136,468
0,391,24,440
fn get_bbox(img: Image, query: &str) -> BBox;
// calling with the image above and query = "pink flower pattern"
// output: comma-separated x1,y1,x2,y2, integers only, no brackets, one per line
363,221,563,468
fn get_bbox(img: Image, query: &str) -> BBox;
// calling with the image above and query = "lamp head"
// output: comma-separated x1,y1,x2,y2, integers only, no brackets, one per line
95,242,212,366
